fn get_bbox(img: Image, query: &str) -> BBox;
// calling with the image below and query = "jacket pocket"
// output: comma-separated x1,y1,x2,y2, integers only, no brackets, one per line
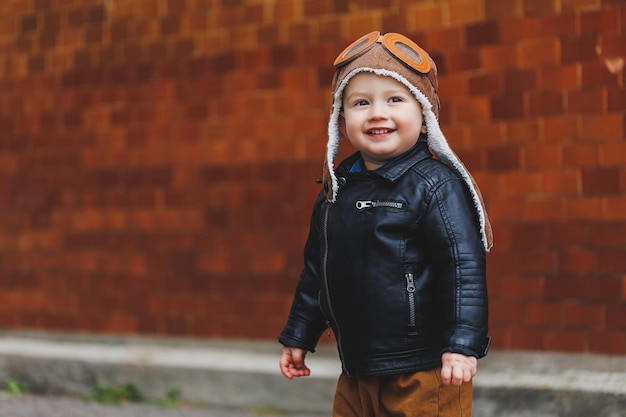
355,200,407,210
405,272,418,336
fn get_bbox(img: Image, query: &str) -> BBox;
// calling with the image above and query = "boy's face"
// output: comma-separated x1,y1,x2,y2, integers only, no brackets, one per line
339,72,426,171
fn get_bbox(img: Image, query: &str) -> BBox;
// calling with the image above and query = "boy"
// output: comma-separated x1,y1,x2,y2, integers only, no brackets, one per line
278,32,493,416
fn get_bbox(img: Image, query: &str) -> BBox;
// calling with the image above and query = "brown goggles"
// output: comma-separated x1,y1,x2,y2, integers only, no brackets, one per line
333,31,431,74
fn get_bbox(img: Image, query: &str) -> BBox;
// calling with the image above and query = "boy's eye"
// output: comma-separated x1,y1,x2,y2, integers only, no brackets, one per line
355,99,369,106
389,96,403,103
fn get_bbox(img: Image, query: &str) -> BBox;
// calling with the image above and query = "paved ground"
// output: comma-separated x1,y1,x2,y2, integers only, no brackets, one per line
0,394,325,417
1,332,626,416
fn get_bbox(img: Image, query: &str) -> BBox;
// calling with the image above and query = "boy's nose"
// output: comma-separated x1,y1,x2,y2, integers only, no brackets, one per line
368,102,388,119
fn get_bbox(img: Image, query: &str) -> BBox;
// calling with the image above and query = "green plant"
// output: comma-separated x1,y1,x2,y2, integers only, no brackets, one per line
155,388,183,407
89,382,187,408
5,378,26,397
90,382,144,405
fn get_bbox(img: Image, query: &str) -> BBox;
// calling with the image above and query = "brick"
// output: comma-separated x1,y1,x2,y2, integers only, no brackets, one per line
580,113,624,140
607,88,626,111
587,222,626,248
579,8,621,35
518,37,560,67
522,0,559,17
486,146,521,171
485,0,523,20
87,5,107,25
456,149,486,173
20,14,38,32
564,197,604,220
466,21,500,46
425,27,464,50
583,277,623,302
563,143,599,167
524,198,565,221
545,330,588,351
607,305,626,330
589,331,626,355
405,2,444,30
344,14,381,39
599,248,626,273
42,10,60,32
568,88,606,114
510,222,549,248
0,17,16,36
504,276,545,298
540,13,577,36
598,33,626,58
560,35,598,64
452,96,491,122
529,91,564,116
491,93,525,119
500,17,540,42
480,44,519,70
581,61,620,89
598,141,626,166
542,169,580,195
562,0,602,10
504,68,537,92
582,167,621,195
468,72,503,95
563,303,605,328
438,73,469,99
545,276,584,300
490,300,527,324
520,250,558,273
558,248,597,273
447,0,485,26
526,301,562,326
508,327,546,350
447,49,481,72
508,119,541,143
160,15,180,36
524,143,562,169
603,196,626,220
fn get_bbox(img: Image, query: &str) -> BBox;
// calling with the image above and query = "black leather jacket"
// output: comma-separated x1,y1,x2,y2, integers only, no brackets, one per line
279,142,490,377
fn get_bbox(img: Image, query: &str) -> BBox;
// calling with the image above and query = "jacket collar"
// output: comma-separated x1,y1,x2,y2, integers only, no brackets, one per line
337,141,432,183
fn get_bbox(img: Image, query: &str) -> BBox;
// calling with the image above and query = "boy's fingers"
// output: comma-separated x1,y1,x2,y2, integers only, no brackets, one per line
440,365,452,385
452,366,465,386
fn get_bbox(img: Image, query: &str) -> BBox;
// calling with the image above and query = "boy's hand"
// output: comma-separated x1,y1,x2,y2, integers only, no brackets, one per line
279,346,311,380
441,352,477,386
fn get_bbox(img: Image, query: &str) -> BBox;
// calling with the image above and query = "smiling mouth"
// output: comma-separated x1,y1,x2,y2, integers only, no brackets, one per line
367,129,395,135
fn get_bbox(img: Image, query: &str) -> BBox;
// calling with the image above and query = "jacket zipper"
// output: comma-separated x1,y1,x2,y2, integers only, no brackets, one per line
356,200,406,210
405,273,416,328
321,202,348,375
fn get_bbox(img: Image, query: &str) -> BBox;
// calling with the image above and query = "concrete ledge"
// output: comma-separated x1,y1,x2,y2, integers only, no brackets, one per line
0,332,625,416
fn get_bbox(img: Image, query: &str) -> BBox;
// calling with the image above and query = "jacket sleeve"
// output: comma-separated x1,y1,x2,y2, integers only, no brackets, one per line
421,176,490,358
278,193,328,352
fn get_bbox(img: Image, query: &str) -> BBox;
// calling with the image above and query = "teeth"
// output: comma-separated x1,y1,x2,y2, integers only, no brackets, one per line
370,129,390,134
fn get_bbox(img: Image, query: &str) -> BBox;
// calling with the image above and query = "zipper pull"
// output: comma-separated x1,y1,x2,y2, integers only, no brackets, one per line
326,320,331,337
356,200,374,209
405,273,416,293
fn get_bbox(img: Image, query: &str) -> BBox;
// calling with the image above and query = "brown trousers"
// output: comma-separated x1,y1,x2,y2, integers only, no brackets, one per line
332,369,472,417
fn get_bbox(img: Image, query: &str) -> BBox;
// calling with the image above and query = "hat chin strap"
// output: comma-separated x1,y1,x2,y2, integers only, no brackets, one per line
322,158,336,202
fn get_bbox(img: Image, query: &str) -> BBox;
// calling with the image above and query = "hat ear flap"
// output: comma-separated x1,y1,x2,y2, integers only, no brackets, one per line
338,114,347,138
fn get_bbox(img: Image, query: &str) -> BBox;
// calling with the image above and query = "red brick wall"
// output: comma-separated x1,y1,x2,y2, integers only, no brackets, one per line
0,0,624,354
